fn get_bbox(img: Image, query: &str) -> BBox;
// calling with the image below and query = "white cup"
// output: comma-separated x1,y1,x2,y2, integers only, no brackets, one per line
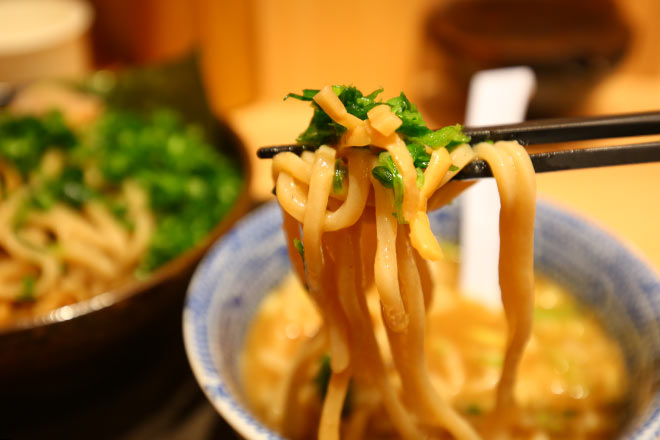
0,0,93,84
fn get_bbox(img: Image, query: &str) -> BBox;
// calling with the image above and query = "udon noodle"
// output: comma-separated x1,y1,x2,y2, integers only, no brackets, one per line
0,153,153,322
0,85,242,326
243,262,628,439
244,86,628,439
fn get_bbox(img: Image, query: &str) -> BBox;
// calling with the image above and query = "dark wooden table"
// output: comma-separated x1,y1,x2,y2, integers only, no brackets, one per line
1,325,237,440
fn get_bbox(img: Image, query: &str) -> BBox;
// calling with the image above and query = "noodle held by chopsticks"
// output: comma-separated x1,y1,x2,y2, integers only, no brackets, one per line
271,85,536,439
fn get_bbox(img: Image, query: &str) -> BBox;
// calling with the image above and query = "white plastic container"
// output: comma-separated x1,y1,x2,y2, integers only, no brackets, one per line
0,0,93,84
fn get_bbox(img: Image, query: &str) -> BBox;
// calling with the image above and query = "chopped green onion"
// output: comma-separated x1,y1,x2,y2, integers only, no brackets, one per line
285,86,475,225
293,238,304,259
333,159,347,194
17,275,36,302
371,166,394,188
416,167,425,188
465,404,483,416
411,124,471,150
406,142,431,169
286,86,383,147
315,355,332,398
0,111,77,177
372,152,405,223
314,354,353,416
284,89,319,101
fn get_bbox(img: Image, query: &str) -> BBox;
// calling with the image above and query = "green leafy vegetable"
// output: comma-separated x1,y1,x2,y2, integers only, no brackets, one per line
410,124,471,150
465,404,483,416
406,142,431,169
286,85,471,152
315,354,332,398
416,167,425,189
106,199,133,230
371,152,405,223
286,86,475,224
314,354,352,416
293,237,308,289
285,86,383,147
293,238,304,258
284,89,320,101
335,86,383,120
87,109,242,273
296,106,346,148
28,165,96,211
0,111,76,176
17,275,36,302
385,93,470,150
4,107,242,275
386,92,431,137
333,158,348,194
371,166,394,188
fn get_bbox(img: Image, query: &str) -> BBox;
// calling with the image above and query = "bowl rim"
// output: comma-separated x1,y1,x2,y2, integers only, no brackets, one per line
0,115,252,336
184,201,284,440
184,199,660,440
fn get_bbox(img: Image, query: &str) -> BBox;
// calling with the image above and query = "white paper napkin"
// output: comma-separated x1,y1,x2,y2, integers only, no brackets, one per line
459,67,536,309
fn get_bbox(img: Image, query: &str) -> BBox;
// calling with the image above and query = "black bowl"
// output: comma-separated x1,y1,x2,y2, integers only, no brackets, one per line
0,55,252,394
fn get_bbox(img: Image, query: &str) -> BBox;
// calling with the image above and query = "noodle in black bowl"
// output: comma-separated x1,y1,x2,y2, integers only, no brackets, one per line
184,200,660,439
0,86,251,394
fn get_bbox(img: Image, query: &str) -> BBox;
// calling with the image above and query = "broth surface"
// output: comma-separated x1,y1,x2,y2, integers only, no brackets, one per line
241,255,628,439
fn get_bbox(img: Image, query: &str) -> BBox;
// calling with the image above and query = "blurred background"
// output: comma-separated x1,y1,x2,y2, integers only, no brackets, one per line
1,0,659,438
81,0,660,266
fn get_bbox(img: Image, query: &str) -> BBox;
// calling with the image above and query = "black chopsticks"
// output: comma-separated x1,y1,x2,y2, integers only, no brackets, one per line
453,141,660,180
257,144,313,159
256,110,660,178
462,110,660,145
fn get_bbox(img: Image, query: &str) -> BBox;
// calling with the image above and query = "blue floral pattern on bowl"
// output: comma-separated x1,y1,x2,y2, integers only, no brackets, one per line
184,200,660,440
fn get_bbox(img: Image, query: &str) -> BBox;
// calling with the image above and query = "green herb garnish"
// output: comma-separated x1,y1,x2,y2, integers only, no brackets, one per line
371,152,405,223
333,158,348,194
285,86,383,147
406,142,431,169
386,93,471,150
314,354,352,416
416,167,425,189
465,404,483,416
28,165,96,210
17,275,37,302
4,108,242,275
293,238,304,259
287,86,473,224
284,89,319,101
315,354,332,398
0,111,77,177
410,124,471,150
386,92,431,137
89,110,242,273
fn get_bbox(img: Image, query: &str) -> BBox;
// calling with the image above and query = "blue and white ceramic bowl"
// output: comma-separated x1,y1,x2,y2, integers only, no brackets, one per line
183,200,660,440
